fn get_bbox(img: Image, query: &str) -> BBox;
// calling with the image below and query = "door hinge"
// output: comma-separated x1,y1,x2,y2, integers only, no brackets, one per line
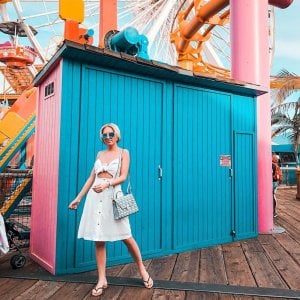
229,168,233,177
230,230,236,237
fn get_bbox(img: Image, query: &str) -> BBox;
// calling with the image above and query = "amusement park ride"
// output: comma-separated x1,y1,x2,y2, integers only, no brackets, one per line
0,0,295,238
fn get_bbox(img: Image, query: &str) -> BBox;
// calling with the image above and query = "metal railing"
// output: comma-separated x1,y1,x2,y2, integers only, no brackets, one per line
280,165,297,186
0,169,32,244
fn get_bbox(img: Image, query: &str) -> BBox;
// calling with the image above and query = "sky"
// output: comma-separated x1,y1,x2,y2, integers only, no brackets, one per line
271,1,300,75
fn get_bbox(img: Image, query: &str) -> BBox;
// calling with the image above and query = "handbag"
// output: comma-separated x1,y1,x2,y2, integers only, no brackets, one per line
112,149,139,220
113,181,139,219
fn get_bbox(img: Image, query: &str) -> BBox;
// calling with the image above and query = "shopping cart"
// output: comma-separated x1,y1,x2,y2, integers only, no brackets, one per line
0,169,32,269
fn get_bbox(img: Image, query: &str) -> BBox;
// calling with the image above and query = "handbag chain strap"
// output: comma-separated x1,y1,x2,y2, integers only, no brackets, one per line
115,149,132,194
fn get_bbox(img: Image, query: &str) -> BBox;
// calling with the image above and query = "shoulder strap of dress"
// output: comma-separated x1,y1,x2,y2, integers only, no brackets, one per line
115,148,123,178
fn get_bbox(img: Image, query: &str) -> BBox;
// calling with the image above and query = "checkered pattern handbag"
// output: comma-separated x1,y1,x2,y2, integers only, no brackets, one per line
112,149,139,219
113,185,139,220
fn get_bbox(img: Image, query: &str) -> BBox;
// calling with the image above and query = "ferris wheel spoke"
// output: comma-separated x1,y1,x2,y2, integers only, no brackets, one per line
0,3,10,21
23,10,58,21
202,41,224,67
118,1,140,13
33,17,62,30
147,0,178,48
142,2,170,34
120,6,154,31
85,3,99,15
120,0,162,33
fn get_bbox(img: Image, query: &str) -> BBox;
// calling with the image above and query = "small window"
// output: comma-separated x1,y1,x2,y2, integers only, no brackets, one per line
44,82,54,98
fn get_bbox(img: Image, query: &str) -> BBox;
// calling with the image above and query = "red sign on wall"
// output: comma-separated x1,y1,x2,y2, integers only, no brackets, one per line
220,155,231,167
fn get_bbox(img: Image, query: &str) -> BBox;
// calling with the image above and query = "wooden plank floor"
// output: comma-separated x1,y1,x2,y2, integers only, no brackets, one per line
1,187,300,299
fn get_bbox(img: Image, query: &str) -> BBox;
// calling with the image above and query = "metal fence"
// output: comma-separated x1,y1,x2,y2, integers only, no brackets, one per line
0,169,32,248
281,166,297,186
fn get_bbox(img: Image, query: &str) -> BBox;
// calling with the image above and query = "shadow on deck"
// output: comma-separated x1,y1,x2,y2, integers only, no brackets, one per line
1,188,300,299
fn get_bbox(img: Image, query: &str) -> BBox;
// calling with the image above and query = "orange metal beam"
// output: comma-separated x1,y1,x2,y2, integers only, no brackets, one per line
99,0,117,48
177,0,229,54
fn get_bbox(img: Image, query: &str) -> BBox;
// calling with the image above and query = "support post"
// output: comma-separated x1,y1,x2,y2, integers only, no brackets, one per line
231,0,273,233
99,0,117,48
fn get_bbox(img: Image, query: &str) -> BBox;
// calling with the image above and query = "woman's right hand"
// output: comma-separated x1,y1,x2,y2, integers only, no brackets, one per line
69,197,81,210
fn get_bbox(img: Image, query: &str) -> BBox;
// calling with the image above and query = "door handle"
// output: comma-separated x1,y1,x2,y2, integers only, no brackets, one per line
158,165,163,180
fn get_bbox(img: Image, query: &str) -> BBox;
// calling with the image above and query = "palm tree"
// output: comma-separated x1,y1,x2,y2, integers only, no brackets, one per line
271,69,300,164
271,99,300,164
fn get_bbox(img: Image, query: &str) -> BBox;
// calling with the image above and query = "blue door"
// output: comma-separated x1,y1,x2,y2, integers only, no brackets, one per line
232,95,258,240
66,67,257,273
75,66,164,269
173,85,233,250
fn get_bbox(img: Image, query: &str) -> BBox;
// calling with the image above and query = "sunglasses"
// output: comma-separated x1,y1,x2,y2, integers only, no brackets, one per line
101,132,115,139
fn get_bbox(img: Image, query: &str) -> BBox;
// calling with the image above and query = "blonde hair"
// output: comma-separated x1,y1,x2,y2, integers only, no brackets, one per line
100,123,121,143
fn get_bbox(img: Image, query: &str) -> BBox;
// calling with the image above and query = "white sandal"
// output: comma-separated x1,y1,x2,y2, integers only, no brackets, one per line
91,284,107,297
143,276,153,289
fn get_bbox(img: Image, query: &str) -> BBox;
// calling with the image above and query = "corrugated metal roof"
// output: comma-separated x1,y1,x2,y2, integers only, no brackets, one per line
34,40,268,97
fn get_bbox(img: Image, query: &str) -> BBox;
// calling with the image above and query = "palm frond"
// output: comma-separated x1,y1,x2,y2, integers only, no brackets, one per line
276,68,297,77
273,79,300,104
271,101,300,116
271,68,300,105
272,127,287,138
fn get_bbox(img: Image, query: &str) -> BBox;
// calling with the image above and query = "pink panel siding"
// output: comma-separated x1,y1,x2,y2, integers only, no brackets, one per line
30,61,62,274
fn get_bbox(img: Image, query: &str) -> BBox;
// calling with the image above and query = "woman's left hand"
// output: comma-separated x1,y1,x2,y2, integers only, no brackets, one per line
92,182,109,193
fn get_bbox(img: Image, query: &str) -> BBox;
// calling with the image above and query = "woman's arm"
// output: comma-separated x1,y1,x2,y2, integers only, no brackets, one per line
69,168,95,209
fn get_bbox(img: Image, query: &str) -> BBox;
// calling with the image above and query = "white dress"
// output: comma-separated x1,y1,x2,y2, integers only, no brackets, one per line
77,151,132,241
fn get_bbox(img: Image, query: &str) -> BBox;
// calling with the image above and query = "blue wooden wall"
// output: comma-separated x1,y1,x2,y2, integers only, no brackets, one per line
55,59,257,274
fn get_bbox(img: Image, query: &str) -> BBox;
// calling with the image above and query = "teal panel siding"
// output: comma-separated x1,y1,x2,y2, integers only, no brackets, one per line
233,132,257,239
173,85,232,250
231,94,258,240
231,95,256,133
53,56,258,274
75,66,165,269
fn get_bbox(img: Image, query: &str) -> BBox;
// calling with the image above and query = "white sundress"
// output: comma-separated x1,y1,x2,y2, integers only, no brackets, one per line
77,150,132,241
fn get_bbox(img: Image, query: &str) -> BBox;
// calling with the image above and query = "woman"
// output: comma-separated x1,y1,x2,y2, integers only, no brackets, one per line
69,123,153,297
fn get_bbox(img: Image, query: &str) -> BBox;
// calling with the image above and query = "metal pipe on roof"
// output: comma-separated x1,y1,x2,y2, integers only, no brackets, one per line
177,0,229,54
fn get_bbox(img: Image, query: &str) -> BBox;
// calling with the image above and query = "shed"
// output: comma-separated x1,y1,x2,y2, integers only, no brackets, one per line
31,41,267,275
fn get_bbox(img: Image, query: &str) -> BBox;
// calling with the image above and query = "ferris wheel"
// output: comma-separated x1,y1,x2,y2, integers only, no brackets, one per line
0,0,275,94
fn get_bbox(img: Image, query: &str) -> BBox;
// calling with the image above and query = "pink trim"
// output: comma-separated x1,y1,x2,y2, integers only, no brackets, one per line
30,61,62,274
231,0,273,233
30,253,55,274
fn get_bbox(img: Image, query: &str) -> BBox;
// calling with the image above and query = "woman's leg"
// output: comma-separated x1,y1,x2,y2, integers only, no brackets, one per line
123,237,153,288
95,241,107,287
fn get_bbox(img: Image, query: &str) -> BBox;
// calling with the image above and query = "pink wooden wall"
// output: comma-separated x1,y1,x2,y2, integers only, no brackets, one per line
30,61,62,274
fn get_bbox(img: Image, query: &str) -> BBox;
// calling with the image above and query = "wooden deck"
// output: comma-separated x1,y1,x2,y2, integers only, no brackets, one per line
1,187,300,299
